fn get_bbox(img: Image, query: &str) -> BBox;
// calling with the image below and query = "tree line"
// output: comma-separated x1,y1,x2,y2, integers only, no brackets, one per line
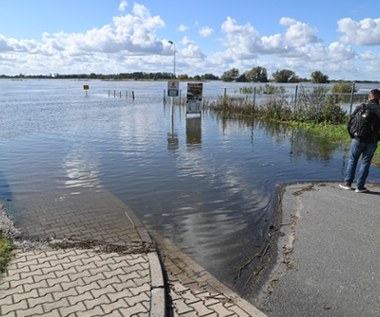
0,68,377,84
220,67,329,83
0,72,218,81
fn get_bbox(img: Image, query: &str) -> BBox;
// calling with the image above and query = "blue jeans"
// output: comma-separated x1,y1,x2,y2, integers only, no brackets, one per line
344,139,377,188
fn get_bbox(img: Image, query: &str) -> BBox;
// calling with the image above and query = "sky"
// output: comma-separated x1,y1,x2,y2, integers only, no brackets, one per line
0,0,380,80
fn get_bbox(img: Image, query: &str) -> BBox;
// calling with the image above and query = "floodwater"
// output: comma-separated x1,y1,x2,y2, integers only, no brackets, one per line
1,79,379,296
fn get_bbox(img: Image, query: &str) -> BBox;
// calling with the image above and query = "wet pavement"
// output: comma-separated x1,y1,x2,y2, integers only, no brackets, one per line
0,189,266,316
2,182,379,316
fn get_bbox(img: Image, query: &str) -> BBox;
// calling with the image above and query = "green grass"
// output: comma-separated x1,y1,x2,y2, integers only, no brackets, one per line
0,231,13,273
287,122,348,142
288,121,380,165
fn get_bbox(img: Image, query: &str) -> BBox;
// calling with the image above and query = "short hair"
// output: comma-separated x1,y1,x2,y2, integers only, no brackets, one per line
370,89,380,97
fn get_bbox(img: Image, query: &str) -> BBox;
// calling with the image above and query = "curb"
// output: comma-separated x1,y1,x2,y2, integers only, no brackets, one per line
113,197,167,317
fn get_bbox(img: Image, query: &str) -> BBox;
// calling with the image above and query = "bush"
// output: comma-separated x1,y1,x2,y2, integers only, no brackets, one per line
331,82,357,94
210,84,348,125
259,95,292,121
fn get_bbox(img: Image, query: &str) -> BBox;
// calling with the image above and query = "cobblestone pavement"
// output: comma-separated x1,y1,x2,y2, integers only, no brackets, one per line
154,233,267,317
0,188,266,316
0,190,165,317
0,249,157,317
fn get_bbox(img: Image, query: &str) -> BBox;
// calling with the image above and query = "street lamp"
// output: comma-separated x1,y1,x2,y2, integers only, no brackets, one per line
168,40,176,79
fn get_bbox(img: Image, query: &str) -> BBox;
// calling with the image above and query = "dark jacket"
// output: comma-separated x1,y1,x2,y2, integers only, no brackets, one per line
351,98,380,143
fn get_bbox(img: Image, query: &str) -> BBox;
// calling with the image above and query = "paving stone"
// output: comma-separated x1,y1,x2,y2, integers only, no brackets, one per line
189,300,214,315
173,299,196,315
51,286,78,301
0,284,23,298
58,301,87,316
100,298,130,314
66,306,104,317
0,311,17,317
37,309,62,317
27,292,54,309
0,189,266,317
17,304,45,317
119,303,150,316
1,298,28,315
20,268,44,280
90,284,116,299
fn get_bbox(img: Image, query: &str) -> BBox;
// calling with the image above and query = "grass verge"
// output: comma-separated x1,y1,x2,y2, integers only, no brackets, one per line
287,121,380,166
0,231,13,273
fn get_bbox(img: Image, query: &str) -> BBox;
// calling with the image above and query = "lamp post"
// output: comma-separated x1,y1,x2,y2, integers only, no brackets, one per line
168,40,176,79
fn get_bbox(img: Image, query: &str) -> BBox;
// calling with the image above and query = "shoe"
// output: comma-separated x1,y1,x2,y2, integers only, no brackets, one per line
339,183,352,190
355,187,369,193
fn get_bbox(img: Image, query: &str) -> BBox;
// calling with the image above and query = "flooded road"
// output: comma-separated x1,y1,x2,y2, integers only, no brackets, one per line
1,79,379,295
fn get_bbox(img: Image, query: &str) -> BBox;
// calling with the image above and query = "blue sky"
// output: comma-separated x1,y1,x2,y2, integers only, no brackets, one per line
1,0,379,80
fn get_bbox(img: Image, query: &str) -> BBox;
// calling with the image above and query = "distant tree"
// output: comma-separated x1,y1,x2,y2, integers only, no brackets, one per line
236,74,248,82
201,73,219,80
272,69,299,83
221,68,239,82
311,71,329,83
177,74,189,80
244,66,268,82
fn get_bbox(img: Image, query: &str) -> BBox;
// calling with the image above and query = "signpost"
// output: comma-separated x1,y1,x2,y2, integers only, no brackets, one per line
186,83,203,114
167,81,179,97
83,84,90,95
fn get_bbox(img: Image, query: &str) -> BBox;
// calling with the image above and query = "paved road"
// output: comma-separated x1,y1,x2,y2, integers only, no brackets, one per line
259,182,380,317
3,182,378,316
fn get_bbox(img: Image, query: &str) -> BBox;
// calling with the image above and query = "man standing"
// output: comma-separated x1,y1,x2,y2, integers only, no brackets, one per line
340,89,380,193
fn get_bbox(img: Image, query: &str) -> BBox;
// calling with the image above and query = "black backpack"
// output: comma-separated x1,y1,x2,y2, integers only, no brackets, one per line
347,103,374,139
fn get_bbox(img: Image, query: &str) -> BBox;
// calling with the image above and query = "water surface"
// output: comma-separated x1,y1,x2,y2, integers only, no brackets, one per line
1,79,379,296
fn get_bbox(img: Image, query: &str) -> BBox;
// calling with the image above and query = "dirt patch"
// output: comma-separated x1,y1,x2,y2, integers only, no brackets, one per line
0,204,21,239
48,238,155,254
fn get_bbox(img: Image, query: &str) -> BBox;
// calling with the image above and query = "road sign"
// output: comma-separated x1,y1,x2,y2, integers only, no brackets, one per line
168,81,179,97
186,83,203,114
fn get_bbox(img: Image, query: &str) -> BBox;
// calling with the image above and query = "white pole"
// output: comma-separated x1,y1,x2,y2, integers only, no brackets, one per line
168,40,176,78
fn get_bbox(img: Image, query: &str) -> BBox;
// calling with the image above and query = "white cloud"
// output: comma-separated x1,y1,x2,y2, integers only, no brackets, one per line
0,2,170,75
181,36,195,46
261,34,286,53
118,0,128,12
50,3,165,55
199,26,213,37
0,34,12,51
215,15,368,79
178,24,189,32
280,17,321,47
220,16,261,59
338,17,380,45
327,42,356,61
1,2,380,80
181,43,206,59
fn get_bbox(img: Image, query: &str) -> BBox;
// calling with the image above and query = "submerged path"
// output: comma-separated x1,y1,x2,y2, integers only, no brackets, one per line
0,188,266,316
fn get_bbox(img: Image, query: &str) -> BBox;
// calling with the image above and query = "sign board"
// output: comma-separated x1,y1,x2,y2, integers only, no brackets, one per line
83,85,90,90
167,81,179,97
186,83,203,114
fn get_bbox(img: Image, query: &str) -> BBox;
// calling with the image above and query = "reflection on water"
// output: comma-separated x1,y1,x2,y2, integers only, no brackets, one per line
186,116,202,145
62,143,103,192
1,79,379,297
